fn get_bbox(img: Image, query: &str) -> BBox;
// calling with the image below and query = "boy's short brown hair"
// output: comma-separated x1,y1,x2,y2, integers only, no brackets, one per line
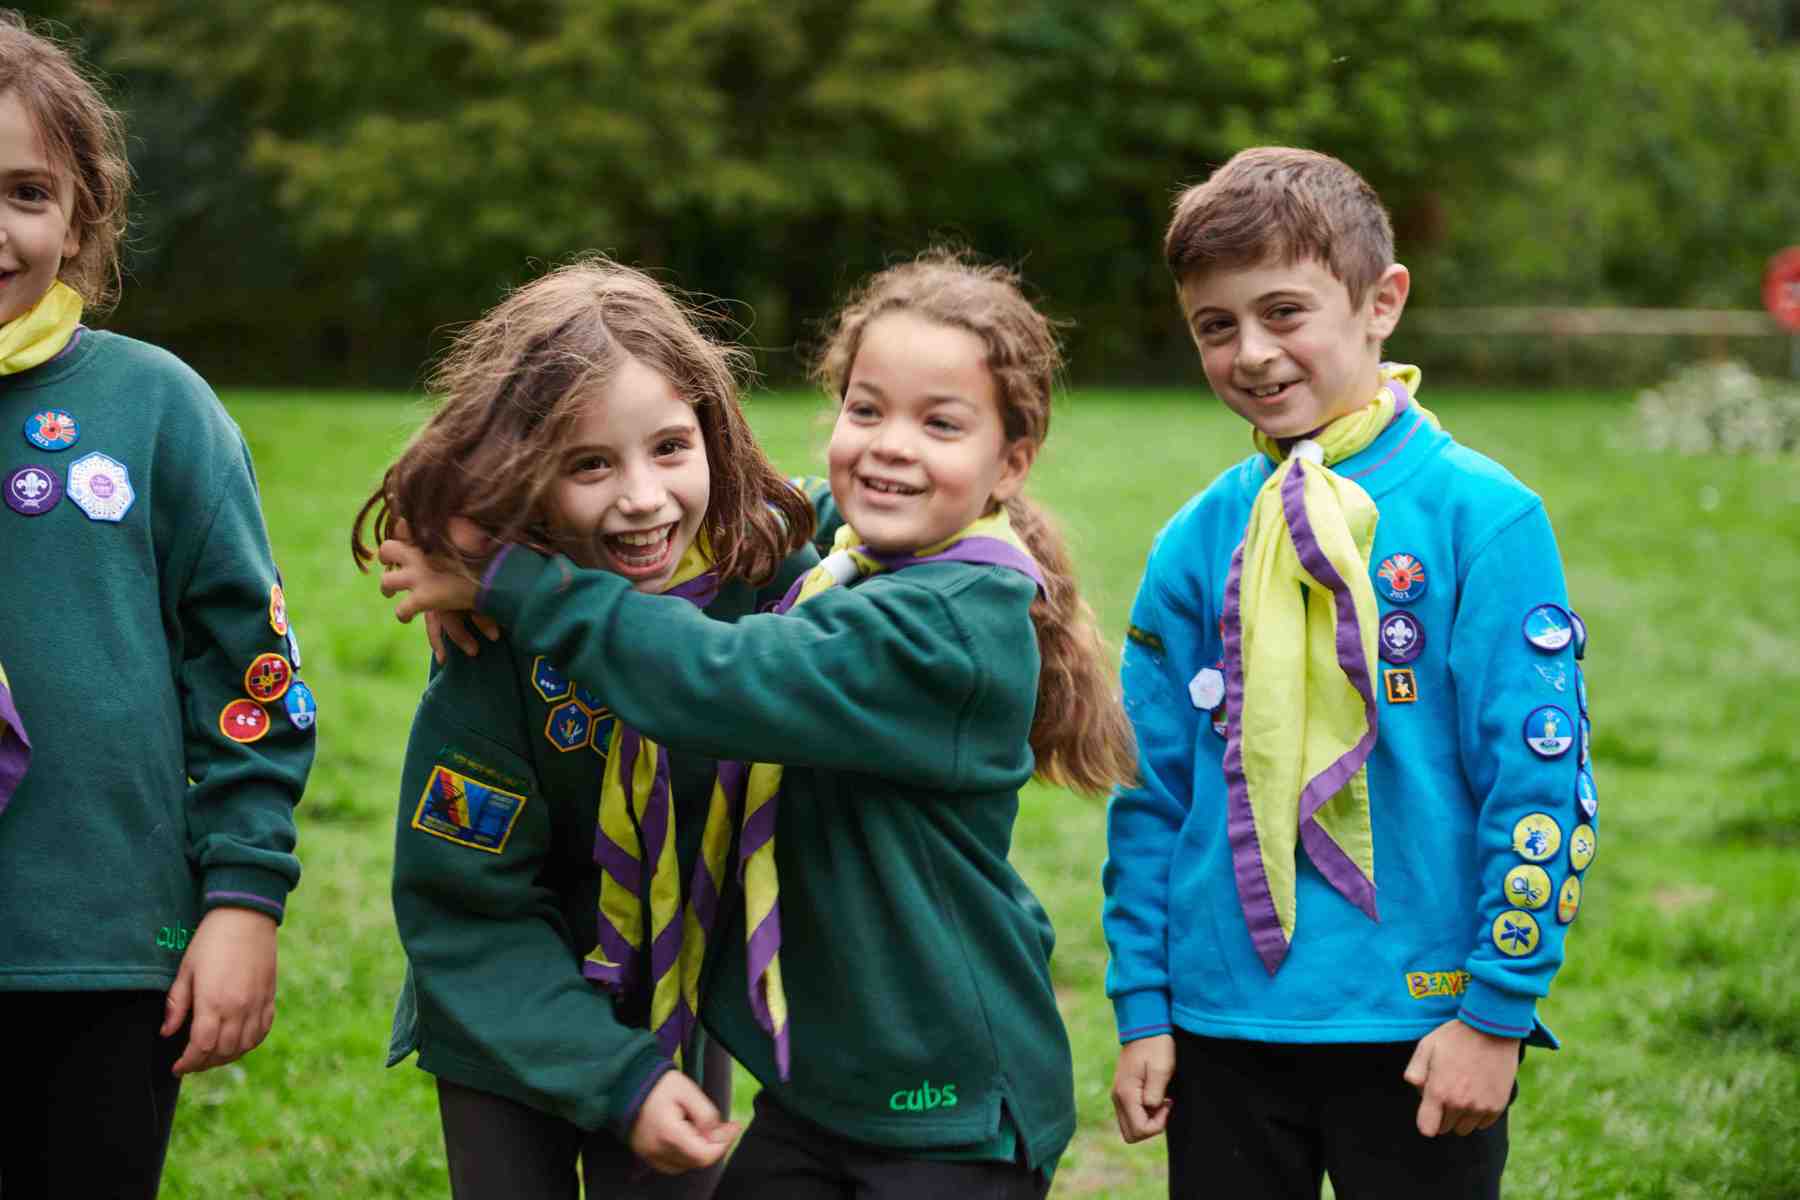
1164,147,1394,308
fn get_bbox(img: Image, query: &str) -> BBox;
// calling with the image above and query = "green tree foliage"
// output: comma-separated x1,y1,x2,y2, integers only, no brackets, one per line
47,0,1800,382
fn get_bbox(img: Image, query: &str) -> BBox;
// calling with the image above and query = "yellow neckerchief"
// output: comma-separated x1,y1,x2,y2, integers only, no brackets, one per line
0,282,82,376
0,659,29,815
1224,365,1438,974
730,507,1043,1080
583,534,726,1067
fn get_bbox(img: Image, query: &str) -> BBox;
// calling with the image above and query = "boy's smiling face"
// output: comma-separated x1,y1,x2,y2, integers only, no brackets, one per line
1178,256,1408,439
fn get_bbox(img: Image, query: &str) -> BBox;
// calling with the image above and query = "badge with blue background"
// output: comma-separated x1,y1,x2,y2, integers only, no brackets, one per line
1523,603,1574,652
531,655,571,703
1569,609,1588,659
545,701,592,752
285,680,317,732
1524,705,1574,758
22,409,78,451
413,763,526,853
1576,767,1597,819
1375,553,1427,604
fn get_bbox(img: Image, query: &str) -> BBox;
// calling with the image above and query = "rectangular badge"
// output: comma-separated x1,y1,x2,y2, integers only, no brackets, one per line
412,764,527,854
1383,667,1418,704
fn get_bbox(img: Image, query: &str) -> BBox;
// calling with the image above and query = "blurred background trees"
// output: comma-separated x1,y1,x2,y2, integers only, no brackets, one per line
22,0,1800,385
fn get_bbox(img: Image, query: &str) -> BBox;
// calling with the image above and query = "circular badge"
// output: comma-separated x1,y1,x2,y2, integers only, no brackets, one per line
285,624,303,670
1375,553,1427,604
5,463,62,516
1523,603,1573,652
1492,910,1542,957
1524,705,1575,758
1503,864,1553,910
66,451,135,522
1569,823,1596,872
1569,609,1587,660
220,698,270,744
22,408,79,451
244,652,293,703
284,680,316,731
1576,768,1597,820
1557,875,1581,924
1189,666,1225,711
1579,716,1591,766
269,582,289,637
1576,666,1588,714
1512,812,1563,862
1378,611,1425,664
1763,245,1800,332
1211,704,1229,740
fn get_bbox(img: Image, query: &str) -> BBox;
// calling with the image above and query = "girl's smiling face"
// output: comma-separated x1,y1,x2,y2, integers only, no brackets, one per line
828,311,1033,554
0,89,79,326
550,354,710,592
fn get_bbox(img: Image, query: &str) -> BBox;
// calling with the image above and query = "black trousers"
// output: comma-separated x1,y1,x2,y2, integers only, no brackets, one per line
1167,1030,1511,1200
715,1089,1050,1200
435,1037,733,1200
0,989,186,1199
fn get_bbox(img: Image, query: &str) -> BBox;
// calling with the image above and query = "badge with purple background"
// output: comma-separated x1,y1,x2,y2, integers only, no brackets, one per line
5,464,62,516
1378,610,1424,664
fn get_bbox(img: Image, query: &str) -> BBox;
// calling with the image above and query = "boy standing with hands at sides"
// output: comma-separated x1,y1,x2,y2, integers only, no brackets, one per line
1103,148,1595,1198
0,11,311,1197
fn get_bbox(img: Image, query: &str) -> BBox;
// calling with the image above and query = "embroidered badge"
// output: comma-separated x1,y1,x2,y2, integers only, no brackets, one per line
269,583,289,636
1378,611,1424,664
1524,705,1574,758
572,681,612,720
412,764,527,854
1375,553,1427,604
1405,969,1471,999
1504,864,1553,910
1188,666,1225,711
5,464,61,516
244,652,294,703
1569,823,1596,872
589,716,615,758
1534,661,1568,693
1579,716,1591,767
285,624,303,670
1556,875,1581,924
22,409,78,451
1569,609,1587,660
1576,768,1597,819
1576,666,1588,714
1492,910,1542,956
1522,603,1573,652
219,698,270,744
284,680,317,731
531,656,572,703
1383,667,1417,704
435,745,530,793
1210,705,1228,739
66,451,134,522
1512,812,1562,862
545,700,592,752
1126,624,1166,655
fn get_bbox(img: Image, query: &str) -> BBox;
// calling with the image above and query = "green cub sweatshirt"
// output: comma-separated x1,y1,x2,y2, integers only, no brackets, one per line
387,552,814,1136
476,541,1077,1172
0,330,310,991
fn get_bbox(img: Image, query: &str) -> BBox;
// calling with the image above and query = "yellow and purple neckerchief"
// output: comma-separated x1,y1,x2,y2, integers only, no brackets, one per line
583,536,728,1067
737,508,1046,1078
1222,365,1439,974
0,281,83,376
0,659,29,815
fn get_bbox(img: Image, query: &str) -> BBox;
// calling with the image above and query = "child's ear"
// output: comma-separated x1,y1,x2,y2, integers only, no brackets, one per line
1366,263,1410,341
991,437,1038,505
62,222,80,261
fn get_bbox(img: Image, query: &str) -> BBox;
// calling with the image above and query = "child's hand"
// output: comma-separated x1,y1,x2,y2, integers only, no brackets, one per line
628,1070,740,1174
161,906,279,1076
424,610,501,663
377,537,480,622
1111,1033,1175,1143
1403,1019,1520,1136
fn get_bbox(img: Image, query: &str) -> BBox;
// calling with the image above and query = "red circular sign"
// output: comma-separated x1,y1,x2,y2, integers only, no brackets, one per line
1763,247,1800,331
220,698,270,744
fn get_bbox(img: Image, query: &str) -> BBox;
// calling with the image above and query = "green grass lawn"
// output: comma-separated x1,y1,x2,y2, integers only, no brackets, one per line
160,386,1800,1199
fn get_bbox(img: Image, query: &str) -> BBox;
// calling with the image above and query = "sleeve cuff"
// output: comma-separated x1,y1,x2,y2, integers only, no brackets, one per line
605,1046,676,1141
1456,977,1537,1041
201,865,293,926
1112,989,1173,1043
